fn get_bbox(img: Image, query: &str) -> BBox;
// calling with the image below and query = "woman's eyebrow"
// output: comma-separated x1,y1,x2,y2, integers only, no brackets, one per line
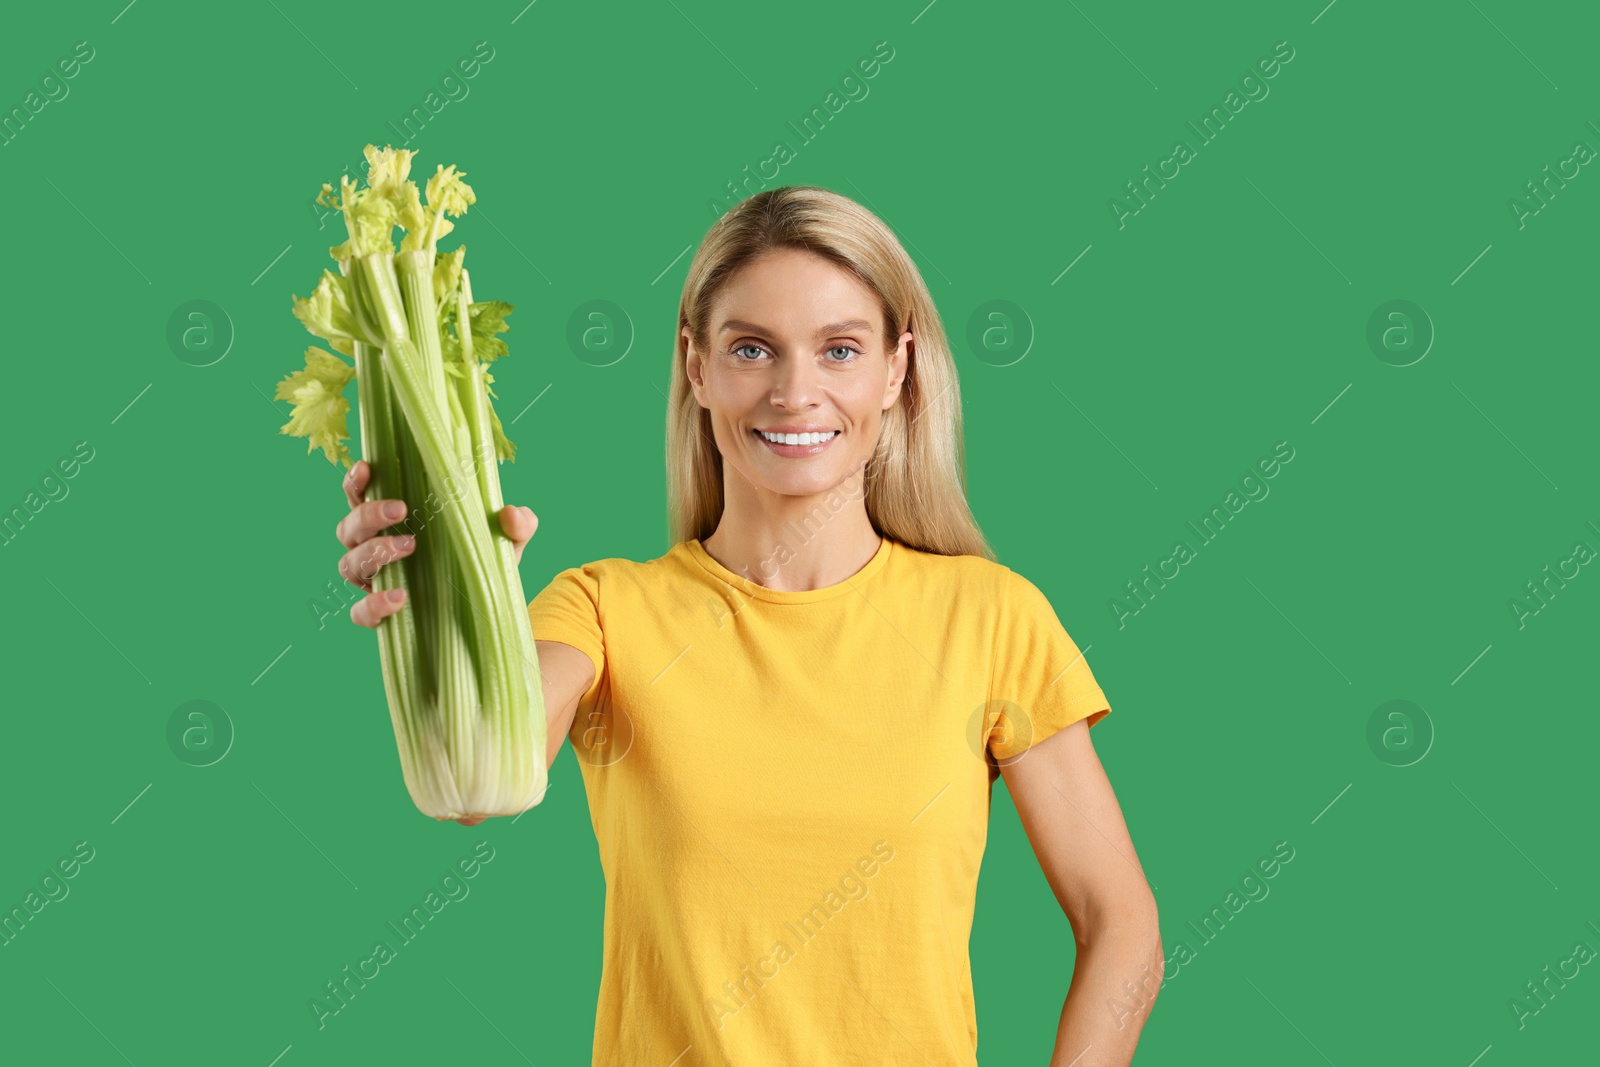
719,318,876,336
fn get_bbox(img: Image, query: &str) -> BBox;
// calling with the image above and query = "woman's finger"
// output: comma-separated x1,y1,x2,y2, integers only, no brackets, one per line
498,505,538,564
339,534,417,591
336,498,409,550
343,460,369,512
349,587,408,629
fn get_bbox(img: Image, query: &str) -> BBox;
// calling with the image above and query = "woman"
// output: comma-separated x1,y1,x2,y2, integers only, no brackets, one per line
333,187,1162,1065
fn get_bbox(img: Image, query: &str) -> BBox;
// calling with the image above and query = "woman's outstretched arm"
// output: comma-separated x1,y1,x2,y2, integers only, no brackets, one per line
1000,719,1163,1066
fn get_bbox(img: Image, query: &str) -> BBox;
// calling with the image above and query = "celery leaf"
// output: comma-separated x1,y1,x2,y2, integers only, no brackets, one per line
396,182,430,252
292,269,362,354
432,247,465,310
275,346,357,468
426,164,477,217
363,144,416,197
468,301,514,363
482,367,517,463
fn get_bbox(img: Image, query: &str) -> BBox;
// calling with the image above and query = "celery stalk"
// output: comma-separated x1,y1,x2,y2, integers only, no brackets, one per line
349,333,427,800
393,251,481,795
460,272,545,798
276,145,548,820
357,259,528,816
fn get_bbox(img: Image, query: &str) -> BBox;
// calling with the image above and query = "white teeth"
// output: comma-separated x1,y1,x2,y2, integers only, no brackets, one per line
759,430,838,446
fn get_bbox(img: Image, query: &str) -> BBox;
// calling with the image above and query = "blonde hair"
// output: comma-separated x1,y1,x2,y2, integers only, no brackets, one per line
666,185,994,561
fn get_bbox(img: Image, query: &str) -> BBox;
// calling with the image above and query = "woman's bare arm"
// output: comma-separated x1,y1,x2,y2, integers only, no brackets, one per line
999,718,1163,1067
534,639,594,773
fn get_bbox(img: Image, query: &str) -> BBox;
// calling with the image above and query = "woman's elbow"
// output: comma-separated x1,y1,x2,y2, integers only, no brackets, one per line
1072,886,1161,951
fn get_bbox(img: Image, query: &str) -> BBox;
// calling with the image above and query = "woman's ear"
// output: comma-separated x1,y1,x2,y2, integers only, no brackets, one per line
683,327,704,401
884,330,913,409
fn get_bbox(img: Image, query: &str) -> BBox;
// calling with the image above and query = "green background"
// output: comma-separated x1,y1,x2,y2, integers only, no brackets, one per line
3,0,1595,1063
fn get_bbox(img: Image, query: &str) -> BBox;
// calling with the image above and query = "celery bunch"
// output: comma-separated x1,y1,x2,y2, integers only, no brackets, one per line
275,144,547,822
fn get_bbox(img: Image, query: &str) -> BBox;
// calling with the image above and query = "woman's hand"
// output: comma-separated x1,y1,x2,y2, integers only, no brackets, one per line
336,460,416,627
336,460,540,829
336,460,539,629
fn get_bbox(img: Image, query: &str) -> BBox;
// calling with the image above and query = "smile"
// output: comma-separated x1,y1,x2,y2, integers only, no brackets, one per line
753,428,840,456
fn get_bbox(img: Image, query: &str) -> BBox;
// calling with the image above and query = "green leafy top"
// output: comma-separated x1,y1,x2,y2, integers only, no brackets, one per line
482,365,516,463
467,296,516,461
467,301,514,363
402,163,477,254
275,347,356,468
314,145,479,263
435,272,518,462
290,269,362,355
281,145,521,467
362,142,413,198
432,246,465,309
317,173,398,262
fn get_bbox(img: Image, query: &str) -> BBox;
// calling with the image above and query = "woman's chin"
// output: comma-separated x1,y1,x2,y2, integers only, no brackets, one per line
756,467,863,500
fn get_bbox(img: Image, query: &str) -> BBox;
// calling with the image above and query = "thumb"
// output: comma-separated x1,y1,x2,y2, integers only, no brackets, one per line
498,504,538,562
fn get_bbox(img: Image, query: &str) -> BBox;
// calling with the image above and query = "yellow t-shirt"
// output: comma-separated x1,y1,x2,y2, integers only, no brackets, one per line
527,535,1112,1066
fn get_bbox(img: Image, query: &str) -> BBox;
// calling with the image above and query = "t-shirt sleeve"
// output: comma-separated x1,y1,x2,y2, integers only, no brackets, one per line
986,568,1111,762
527,563,606,706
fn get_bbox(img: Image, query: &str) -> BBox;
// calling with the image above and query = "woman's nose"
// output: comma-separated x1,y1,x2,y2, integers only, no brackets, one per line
770,355,821,409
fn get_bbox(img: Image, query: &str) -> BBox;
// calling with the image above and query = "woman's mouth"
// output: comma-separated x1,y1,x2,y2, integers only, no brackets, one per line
753,428,840,456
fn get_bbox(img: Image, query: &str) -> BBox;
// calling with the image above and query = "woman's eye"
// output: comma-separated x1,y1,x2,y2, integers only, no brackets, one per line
731,344,859,361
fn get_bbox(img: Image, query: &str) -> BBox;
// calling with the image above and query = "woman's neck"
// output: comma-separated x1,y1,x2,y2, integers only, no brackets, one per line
701,495,883,593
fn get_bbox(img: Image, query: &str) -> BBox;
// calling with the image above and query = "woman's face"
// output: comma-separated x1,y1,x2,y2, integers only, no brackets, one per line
685,248,911,502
